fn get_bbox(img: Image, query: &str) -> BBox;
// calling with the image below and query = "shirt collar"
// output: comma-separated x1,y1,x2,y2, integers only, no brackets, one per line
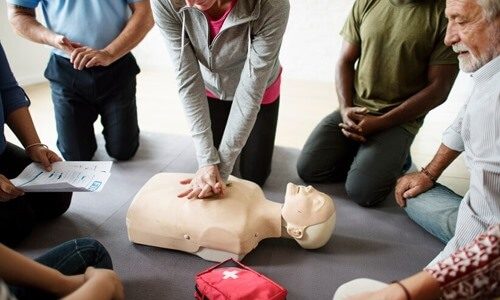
389,0,420,6
471,55,500,83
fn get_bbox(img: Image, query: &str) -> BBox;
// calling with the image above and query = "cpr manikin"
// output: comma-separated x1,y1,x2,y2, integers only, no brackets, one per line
126,173,336,262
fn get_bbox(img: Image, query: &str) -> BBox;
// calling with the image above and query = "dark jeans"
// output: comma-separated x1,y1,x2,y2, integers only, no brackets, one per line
208,97,279,186
297,110,414,207
10,238,113,300
44,53,140,161
0,143,72,247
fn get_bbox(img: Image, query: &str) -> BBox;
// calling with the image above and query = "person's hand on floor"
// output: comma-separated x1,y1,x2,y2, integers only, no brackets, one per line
178,165,226,199
26,144,61,172
395,172,434,207
0,174,24,202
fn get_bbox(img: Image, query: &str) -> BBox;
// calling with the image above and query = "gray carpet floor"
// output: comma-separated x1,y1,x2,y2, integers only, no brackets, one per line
16,132,444,299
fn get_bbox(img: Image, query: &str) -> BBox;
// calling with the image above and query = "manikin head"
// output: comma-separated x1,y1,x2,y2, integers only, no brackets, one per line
281,183,336,249
444,0,500,72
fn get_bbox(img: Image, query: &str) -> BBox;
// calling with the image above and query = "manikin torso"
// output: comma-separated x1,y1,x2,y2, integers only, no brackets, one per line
127,173,335,262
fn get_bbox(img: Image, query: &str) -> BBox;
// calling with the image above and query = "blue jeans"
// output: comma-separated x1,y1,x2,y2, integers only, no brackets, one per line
10,238,112,300
45,53,140,161
404,183,462,243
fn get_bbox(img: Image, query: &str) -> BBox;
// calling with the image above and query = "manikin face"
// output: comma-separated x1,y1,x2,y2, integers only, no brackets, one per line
185,0,217,11
282,183,335,240
444,0,500,72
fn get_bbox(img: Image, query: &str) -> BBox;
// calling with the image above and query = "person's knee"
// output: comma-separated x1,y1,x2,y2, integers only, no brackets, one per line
40,193,72,220
59,146,96,161
296,153,320,182
51,194,72,217
240,168,270,187
403,195,431,222
106,139,139,161
75,238,113,269
345,179,386,207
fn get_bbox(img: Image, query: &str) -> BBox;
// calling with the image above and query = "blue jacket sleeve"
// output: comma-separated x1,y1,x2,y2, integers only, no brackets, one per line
0,43,29,119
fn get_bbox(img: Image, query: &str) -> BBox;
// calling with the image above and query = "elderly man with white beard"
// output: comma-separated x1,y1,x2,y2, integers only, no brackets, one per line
333,2,499,299
394,0,500,264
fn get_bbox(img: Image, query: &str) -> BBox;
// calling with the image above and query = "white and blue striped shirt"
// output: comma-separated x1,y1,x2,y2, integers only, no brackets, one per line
430,55,500,265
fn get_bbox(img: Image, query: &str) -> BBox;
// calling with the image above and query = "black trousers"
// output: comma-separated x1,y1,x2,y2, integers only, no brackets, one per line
0,143,72,246
208,97,279,186
45,53,140,161
297,110,414,207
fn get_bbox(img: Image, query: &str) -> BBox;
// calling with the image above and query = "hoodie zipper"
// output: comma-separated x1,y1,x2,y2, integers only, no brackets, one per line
179,4,258,96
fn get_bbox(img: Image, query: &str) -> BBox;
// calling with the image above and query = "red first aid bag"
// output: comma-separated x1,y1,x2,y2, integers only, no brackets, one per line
195,259,287,300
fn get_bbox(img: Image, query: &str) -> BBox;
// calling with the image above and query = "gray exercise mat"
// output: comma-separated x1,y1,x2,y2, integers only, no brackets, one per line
16,132,444,299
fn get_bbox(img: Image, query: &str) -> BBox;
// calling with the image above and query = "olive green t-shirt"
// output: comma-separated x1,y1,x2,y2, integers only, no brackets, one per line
341,0,458,135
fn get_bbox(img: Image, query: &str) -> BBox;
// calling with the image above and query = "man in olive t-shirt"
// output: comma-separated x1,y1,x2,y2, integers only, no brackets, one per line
297,0,458,207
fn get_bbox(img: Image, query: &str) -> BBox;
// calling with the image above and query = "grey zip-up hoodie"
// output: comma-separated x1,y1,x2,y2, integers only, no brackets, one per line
152,0,290,180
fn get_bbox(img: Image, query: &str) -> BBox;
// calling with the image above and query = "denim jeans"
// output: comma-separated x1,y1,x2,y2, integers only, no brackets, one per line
404,183,462,243
44,53,140,161
11,238,112,300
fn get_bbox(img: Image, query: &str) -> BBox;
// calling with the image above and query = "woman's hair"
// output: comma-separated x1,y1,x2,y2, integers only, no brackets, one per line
477,0,500,21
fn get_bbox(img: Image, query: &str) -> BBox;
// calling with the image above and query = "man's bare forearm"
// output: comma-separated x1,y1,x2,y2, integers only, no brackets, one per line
379,64,458,129
7,5,58,48
335,59,356,109
425,143,461,180
103,2,154,61
0,244,70,295
335,41,360,110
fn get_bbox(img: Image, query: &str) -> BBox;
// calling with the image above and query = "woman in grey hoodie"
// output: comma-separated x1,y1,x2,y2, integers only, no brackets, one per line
152,0,290,198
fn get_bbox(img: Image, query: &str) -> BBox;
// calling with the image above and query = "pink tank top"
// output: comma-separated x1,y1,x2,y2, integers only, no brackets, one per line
205,0,281,105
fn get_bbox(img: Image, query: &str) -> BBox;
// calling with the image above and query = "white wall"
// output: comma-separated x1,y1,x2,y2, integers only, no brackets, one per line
2,0,354,84
135,0,356,83
0,0,471,91
0,1,51,85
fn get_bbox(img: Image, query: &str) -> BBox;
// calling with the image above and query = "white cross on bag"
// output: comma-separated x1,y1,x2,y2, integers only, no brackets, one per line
222,270,239,279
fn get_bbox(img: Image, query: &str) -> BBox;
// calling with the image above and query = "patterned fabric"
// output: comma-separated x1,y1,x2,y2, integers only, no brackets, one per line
424,224,500,299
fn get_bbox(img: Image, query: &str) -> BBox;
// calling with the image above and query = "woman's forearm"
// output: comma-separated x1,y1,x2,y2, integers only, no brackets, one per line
399,271,442,300
0,244,77,295
5,106,41,147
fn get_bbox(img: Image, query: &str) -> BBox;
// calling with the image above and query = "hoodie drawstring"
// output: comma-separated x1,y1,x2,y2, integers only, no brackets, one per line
179,11,186,71
247,24,254,80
